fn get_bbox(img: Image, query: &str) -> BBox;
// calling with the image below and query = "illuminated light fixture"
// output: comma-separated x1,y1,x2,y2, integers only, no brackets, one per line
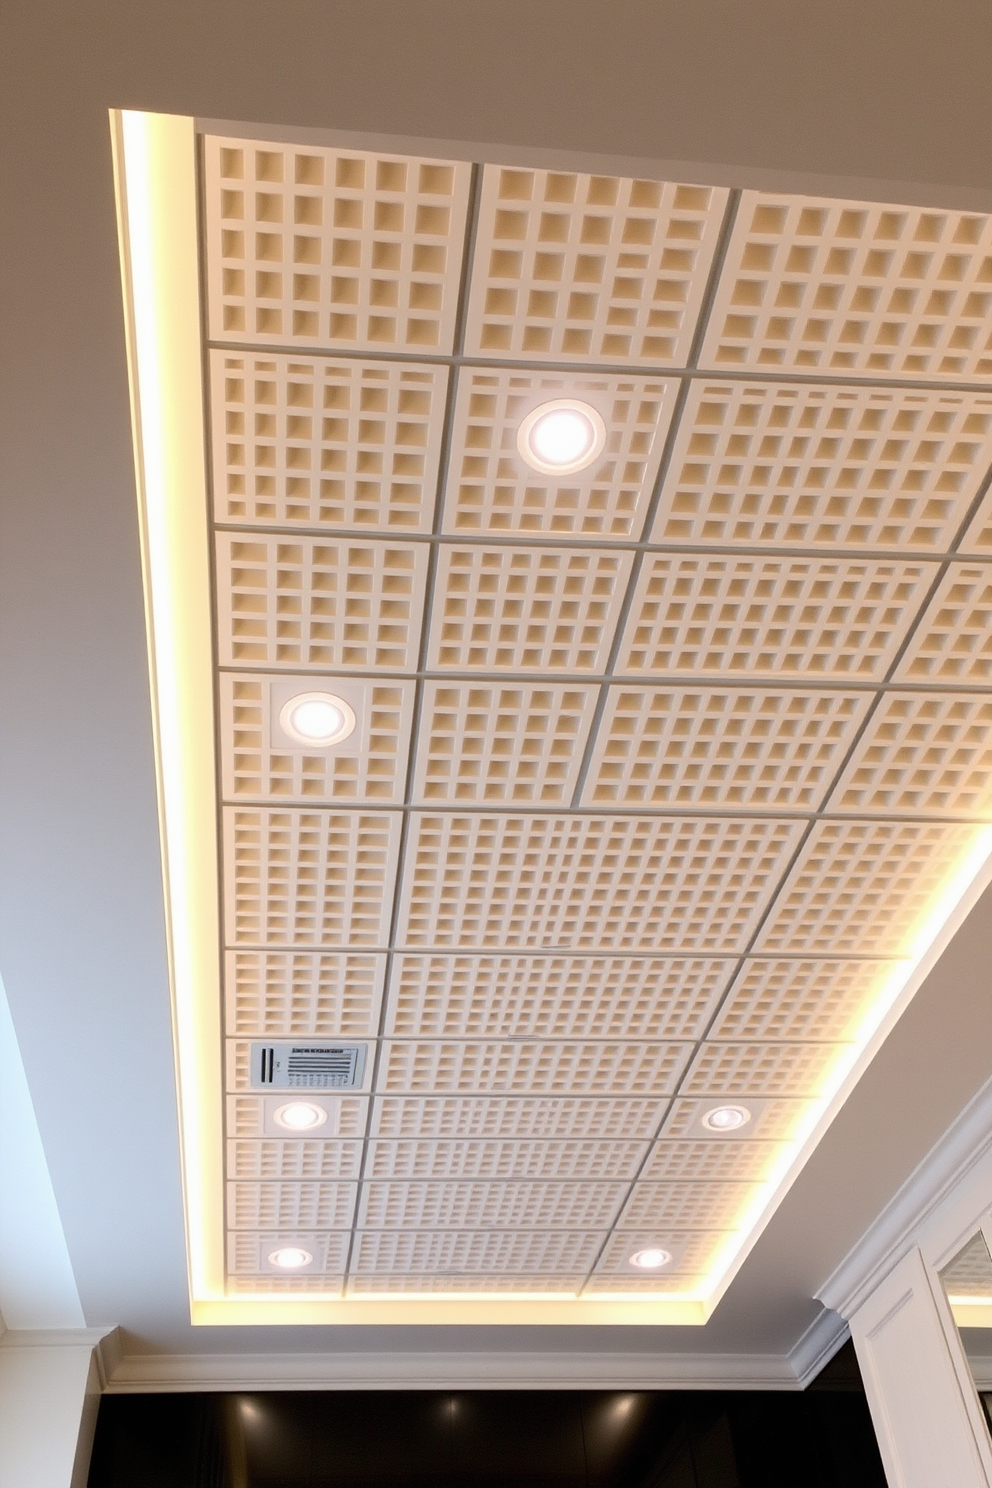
629,1247,672,1270
273,1101,328,1132
701,1104,751,1133
517,399,606,474
279,691,356,747
268,1246,313,1269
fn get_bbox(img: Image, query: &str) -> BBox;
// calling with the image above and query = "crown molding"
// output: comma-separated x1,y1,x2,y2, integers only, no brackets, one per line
818,1074,992,1321
788,1307,850,1388
0,1327,114,1351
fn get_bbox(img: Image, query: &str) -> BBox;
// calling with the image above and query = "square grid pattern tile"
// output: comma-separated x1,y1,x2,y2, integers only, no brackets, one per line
204,136,992,1299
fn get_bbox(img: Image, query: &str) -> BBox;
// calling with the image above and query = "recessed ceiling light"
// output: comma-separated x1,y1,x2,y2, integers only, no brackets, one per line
517,399,607,475
279,691,356,747
273,1101,328,1132
268,1246,313,1269
701,1104,751,1132
629,1247,672,1270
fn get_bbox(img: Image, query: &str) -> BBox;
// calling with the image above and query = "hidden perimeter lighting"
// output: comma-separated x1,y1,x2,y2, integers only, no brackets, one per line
701,1104,752,1133
269,1246,313,1269
273,1101,328,1132
517,399,606,475
629,1247,672,1270
279,691,356,747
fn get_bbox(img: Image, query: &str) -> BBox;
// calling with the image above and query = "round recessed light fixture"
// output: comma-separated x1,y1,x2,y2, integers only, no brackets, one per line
629,1247,672,1271
701,1104,751,1133
273,1101,328,1133
279,691,356,747
268,1246,313,1270
517,399,606,475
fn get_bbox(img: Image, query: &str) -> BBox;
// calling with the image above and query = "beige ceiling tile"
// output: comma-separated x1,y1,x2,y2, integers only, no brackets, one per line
215,534,428,671
397,814,803,951
348,1273,586,1294
376,1040,692,1097
229,1275,347,1293
650,382,992,549
209,352,446,532
591,1229,725,1280
223,807,401,948
828,692,992,816
227,1094,369,1140
227,1180,357,1230
228,1140,365,1182
894,564,992,683
754,819,985,954
442,369,676,538
359,1180,627,1231
349,1227,604,1277
364,1138,648,1182
464,168,728,363
701,193,992,378
710,959,897,1042
429,546,633,672
940,1232,992,1297
224,949,386,1038
640,1139,788,1183
204,137,472,352
369,1096,669,1141
413,683,597,805
681,1041,848,1099
620,1181,760,1231
582,686,869,809
661,1097,807,1143
958,483,992,555
385,954,731,1040
219,675,414,804
228,1230,349,1277
615,554,939,680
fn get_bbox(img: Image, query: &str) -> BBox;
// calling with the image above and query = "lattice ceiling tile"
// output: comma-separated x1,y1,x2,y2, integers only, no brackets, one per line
350,1227,604,1278
209,352,447,532
710,959,896,1043
582,686,868,809
413,683,597,805
442,369,676,538
227,1095,369,1141
650,381,992,550
348,1273,586,1294
215,535,427,671
592,1229,725,1279
894,564,992,684
397,814,803,951
204,137,472,352
681,1041,847,1100
940,1232,992,1296
755,820,984,954
464,168,728,364
223,808,401,948
364,1138,649,1182
370,1096,669,1141
359,1180,627,1232
385,954,732,1041
224,949,386,1038
615,554,939,680
228,1230,349,1277
620,1181,760,1231
640,1139,788,1184
228,1180,357,1230
429,546,633,673
219,675,414,805
230,1275,347,1294
701,193,992,378
828,693,992,817
228,1140,365,1182
662,1097,807,1143
377,1040,692,1097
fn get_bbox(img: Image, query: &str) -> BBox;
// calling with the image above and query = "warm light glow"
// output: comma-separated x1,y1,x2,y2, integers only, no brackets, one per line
517,399,606,474
279,692,356,747
702,1104,751,1132
629,1247,672,1270
273,1101,328,1132
269,1246,313,1269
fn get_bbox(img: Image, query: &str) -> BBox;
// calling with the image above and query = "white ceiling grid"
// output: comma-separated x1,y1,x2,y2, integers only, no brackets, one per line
202,136,992,1302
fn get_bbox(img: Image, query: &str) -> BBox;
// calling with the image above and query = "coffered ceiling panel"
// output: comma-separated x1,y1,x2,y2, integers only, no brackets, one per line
119,116,992,1320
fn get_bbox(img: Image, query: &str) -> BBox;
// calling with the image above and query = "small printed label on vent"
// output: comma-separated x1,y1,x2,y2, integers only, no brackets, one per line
250,1041,367,1090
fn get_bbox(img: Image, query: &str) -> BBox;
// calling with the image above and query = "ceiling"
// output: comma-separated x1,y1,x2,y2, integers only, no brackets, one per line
4,0,992,1376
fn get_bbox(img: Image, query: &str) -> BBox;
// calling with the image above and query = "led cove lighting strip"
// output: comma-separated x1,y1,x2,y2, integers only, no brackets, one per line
114,109,992,1327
